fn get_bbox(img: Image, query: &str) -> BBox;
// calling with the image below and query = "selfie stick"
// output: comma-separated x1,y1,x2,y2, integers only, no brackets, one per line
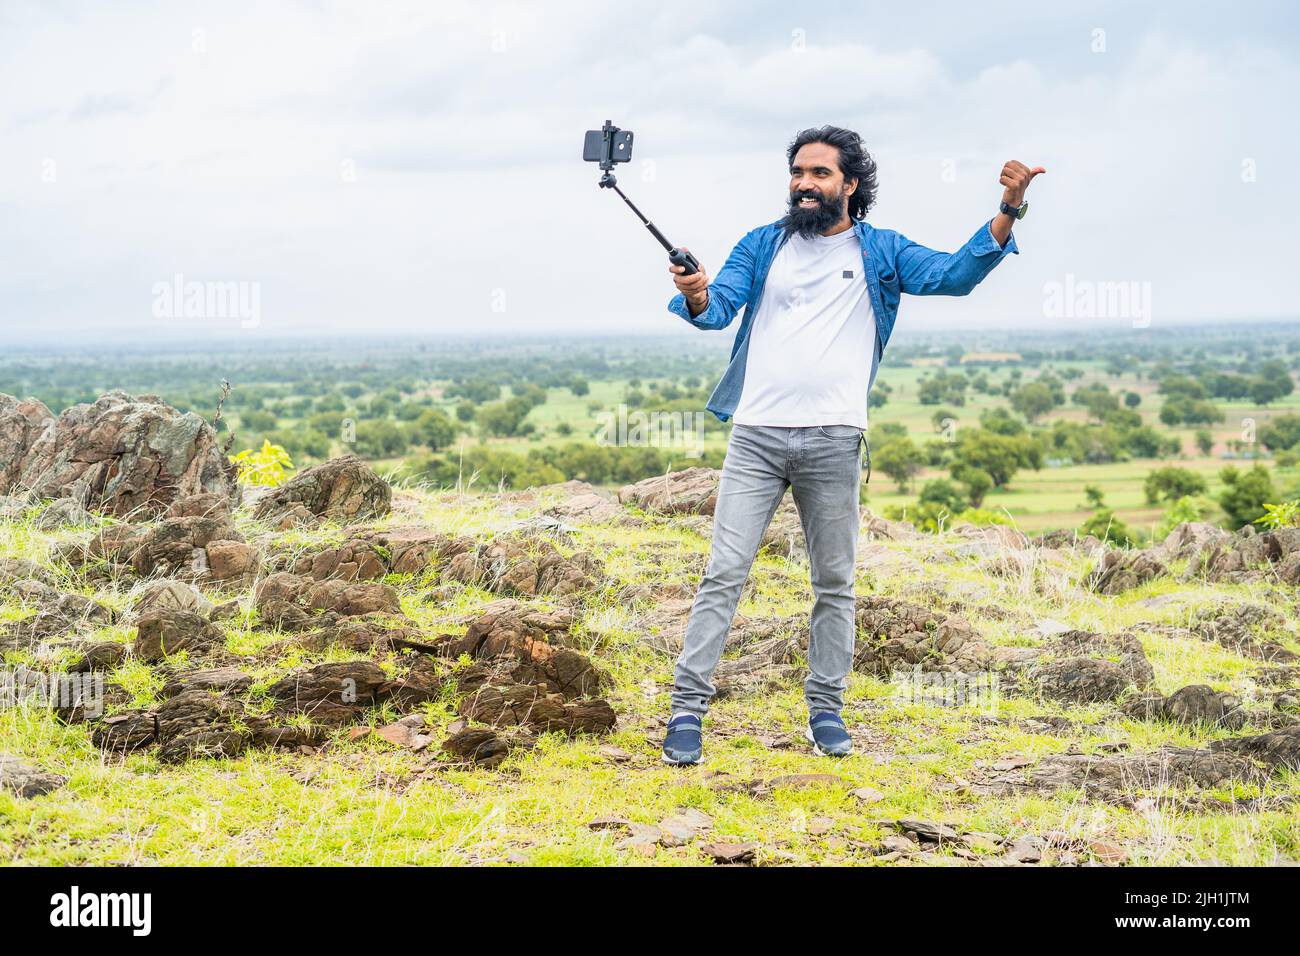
595,138,699,276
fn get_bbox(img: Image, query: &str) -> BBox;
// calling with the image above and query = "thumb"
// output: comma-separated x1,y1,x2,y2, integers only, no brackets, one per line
1029,166,1046,178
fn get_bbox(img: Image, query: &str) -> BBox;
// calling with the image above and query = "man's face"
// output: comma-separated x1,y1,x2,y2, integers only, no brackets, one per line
785,141,858,239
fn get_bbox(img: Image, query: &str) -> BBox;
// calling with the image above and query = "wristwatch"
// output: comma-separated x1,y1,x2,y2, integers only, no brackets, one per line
999,199,1029,220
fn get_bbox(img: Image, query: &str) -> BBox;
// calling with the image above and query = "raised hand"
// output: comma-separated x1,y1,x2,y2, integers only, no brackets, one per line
1000,160,1046,208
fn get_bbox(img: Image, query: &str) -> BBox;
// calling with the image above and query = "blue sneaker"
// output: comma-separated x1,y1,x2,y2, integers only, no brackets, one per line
806,711,853,757
662,713,703,765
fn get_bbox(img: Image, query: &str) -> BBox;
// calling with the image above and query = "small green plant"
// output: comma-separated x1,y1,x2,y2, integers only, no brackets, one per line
231,440,294,487
1256,499,1300,530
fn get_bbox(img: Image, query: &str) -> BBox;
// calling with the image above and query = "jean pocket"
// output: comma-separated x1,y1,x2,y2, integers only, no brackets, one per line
815,424,863,441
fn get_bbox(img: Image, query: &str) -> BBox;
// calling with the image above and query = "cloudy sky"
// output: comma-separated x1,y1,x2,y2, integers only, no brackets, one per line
1,0,1297,345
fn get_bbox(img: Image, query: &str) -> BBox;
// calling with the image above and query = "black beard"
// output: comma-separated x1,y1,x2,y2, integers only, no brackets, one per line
782,188,845,240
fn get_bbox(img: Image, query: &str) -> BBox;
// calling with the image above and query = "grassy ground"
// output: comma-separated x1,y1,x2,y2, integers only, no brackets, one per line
3,484,1299,866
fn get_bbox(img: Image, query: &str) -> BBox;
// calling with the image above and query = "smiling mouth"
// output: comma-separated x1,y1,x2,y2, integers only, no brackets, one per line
797,195,820,208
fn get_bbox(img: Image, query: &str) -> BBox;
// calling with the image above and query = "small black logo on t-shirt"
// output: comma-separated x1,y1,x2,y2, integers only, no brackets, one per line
842,270,854,279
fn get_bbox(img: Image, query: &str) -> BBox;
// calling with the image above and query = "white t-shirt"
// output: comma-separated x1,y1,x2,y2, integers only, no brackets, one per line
731,227,878,428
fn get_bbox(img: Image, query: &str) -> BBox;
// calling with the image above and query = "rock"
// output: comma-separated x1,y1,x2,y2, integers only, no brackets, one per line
0,395,55,494
33,498,95,529
253,454,391,525
987,747,1265,798
93,711,159,753
3,390,236,517
267,660,389,724
1210,723,1300,771
289,539,390,581
441,533,604,600
1028,630,1155,704
165,492,233,520
1124,685,1247,729
699,841,756,864
204,540,260,581
133,609,226,661
0,753,66,797
1087,548,1168,595
458,683,616,735
1158,521,1232,562
79,513,245,578
159,667,254,699
1188,604,1297,663
155,689,252,763
133,579,214,620
544,485,624,523
853,595,993,676
617,467,719,516
254,572,402,629
439,600,606,699
441,727,525,768
68,641,129,672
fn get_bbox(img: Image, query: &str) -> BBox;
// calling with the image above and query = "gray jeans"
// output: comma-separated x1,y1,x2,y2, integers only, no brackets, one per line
671,423,864,717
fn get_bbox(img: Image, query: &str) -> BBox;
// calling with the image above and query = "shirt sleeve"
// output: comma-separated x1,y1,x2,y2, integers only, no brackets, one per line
892,218,1019,297
668,229,758,330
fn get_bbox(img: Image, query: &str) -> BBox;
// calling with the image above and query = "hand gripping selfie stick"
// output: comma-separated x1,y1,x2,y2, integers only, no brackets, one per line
584,120,700,276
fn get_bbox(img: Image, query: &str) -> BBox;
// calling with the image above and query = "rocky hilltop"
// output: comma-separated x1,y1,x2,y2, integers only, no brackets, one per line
2,391,1299,866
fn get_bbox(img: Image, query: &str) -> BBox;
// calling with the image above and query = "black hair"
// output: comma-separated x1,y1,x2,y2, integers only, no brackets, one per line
786,125,878,220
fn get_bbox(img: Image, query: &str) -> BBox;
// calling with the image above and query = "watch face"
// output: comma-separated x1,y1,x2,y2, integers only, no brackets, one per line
1016,201,1029,220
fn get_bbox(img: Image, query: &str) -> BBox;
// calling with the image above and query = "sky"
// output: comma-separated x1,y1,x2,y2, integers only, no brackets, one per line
1,0,1298,346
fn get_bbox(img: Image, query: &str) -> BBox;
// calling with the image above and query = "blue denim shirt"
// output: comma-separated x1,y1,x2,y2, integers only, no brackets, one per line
668,217,1018,421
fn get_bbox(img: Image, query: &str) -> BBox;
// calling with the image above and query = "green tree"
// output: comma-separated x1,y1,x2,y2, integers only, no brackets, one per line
1143,466,1208,505
874,436,925,492
1010,381,1056,422
1218,464,1276,529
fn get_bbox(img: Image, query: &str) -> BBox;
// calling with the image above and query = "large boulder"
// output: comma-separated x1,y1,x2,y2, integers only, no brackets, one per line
618,467,719,516
253,454,391,526
0,394,55,493
4,390,236,518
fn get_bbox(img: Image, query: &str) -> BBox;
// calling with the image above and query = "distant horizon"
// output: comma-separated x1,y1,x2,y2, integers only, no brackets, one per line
3,314,1300,354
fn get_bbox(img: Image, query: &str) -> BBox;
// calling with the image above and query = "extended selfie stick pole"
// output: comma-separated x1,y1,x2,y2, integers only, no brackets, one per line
598,170,699,276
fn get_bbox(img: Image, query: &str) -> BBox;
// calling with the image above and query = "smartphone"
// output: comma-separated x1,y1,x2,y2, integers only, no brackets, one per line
583,127,634,165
